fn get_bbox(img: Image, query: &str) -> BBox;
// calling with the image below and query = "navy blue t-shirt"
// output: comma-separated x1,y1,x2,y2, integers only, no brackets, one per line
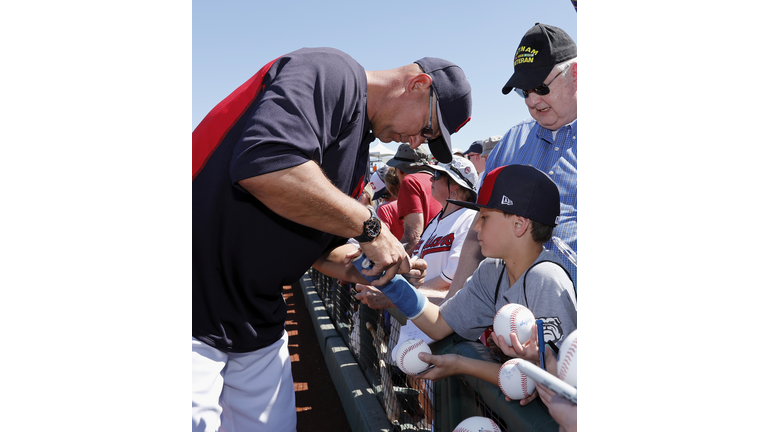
193,48,373,352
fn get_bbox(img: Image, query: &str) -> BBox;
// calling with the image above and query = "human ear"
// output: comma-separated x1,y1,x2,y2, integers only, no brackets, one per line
408,73,433,93
513,216,530,237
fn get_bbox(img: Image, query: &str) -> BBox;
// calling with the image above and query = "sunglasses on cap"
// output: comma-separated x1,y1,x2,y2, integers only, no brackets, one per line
420,86,435,139
430,165,473,189
513,64,570,99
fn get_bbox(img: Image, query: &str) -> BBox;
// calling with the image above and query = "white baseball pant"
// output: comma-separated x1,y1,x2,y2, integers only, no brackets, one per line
192,331,296,432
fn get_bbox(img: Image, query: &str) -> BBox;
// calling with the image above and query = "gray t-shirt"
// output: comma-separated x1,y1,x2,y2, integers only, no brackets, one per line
440,249,577,348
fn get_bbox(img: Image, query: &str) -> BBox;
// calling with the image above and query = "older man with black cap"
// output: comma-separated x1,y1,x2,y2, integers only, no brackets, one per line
192,47,471,432
386,144,443,255
443,23,577,310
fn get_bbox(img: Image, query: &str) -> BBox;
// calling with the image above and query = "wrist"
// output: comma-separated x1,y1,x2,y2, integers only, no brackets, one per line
354,207,381,243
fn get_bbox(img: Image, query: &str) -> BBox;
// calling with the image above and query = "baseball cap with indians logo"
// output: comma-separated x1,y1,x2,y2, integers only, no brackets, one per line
414,57,472,164
446,164,560,227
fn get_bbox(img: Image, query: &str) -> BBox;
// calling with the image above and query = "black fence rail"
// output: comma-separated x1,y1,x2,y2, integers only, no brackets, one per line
306,268,559,432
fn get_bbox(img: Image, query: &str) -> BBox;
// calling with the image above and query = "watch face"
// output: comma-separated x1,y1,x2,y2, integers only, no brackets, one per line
365,218,381,237
355,213,381,243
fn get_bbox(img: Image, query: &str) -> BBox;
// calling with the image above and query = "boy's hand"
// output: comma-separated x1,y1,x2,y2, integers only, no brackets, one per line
414,353,461,381
354,284,395,309
518,388,540,406
491,322,541,364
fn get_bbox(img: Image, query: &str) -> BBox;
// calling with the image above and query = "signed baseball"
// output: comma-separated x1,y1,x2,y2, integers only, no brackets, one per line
493,303,535,346
395,338,431,376
557,330,577,388
453,416,501,432
498,358,535,400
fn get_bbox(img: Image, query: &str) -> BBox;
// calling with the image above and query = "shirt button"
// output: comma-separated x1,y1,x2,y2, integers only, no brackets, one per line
572,135,576,139
549,171,554,175
555,147,560,151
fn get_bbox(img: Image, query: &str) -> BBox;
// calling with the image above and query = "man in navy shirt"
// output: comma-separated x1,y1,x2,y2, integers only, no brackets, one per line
192,47,472,432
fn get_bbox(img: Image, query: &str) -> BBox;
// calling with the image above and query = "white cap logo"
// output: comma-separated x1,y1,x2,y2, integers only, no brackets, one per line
501,195,513,206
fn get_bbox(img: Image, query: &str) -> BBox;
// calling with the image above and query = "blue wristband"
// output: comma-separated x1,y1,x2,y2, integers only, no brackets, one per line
352,254,427,319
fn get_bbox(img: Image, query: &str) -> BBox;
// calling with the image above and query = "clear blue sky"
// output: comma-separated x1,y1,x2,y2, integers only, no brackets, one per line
192,0,577,154
7,3,768,431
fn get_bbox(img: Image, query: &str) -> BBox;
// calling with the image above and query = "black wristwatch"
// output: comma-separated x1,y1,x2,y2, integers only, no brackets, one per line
354,207,381,243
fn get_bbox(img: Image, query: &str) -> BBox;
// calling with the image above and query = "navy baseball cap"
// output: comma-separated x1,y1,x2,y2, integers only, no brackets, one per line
414,57,472,164
501,23,577,95
447,164,560,226
463,141,483,156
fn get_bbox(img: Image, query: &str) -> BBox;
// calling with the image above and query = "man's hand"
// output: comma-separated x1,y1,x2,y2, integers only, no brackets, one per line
354,284,395,309
345,223,411,286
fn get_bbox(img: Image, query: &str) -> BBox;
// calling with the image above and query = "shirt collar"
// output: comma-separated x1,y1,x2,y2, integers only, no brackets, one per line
535,118,577,143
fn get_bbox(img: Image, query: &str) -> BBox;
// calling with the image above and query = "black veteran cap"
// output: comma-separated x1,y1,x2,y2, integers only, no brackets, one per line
447,164,560,227
502,23,577,95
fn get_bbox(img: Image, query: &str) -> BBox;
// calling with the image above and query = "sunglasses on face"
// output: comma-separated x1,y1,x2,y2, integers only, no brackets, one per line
430,166,472,189
513,64,570,99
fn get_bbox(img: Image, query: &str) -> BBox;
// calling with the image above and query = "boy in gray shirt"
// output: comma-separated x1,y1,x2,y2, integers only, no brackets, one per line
355,164,576,395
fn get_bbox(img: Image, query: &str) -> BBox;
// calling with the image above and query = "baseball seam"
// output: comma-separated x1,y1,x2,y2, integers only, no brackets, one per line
399,340,424,375
558,338,577,381
521,373,531,398
509,306,520,343
497,364,505,397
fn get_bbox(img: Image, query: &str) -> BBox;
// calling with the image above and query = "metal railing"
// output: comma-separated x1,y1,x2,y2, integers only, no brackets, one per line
306,268,559,432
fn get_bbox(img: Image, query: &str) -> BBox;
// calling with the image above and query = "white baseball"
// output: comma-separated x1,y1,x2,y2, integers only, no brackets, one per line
395,338,431,376
497,358,535,400
557,330,577,388
493,303,535,346
453,416,501,432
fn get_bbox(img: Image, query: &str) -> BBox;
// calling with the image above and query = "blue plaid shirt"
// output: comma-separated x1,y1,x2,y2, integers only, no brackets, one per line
484,118,577,289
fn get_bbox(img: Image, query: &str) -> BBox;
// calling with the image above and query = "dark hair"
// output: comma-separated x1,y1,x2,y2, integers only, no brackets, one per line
530,220,554,244
383,167,401,198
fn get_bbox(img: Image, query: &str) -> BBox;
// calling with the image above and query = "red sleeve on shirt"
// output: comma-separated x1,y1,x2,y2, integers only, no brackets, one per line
397,174,427,219
377,200,404,240
397,173,441,224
